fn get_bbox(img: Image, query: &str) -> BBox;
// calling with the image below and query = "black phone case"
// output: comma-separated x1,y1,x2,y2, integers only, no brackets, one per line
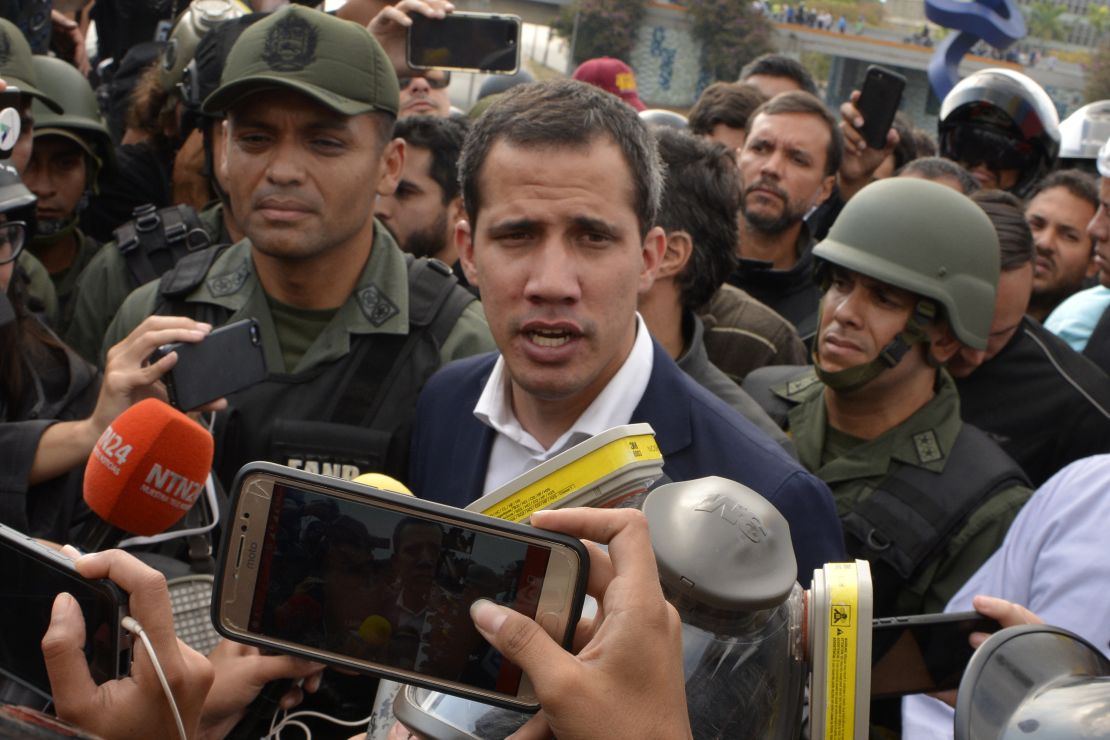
856,65,906,151
150,318,267,410
0,524,130,698
406,13,520,74
212,461,591,711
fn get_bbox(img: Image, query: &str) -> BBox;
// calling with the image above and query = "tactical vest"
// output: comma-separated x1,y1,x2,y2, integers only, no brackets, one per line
115,203,213,288
841,422,1029,618
155,245,476,486
1083,303,1110,376
747,367,1030,617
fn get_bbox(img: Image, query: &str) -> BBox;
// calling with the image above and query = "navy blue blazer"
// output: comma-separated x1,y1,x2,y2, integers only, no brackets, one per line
409,343,846,581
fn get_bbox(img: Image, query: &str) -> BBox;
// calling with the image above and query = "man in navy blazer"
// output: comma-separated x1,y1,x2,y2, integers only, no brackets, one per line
409,79,845,581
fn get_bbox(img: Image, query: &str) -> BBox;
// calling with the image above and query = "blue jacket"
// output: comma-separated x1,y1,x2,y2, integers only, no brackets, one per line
409,344,846,581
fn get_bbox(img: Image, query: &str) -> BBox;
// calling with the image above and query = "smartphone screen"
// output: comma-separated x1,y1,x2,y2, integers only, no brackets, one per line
0,532,127,699
870,612,1001,698
217,465,586,707
407,13,520,73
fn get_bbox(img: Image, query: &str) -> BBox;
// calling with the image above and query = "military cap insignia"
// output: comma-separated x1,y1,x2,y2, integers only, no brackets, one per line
207,259,250,297
357,285,399,326
261,13,318,72
913,430,943,464
0,29,10,66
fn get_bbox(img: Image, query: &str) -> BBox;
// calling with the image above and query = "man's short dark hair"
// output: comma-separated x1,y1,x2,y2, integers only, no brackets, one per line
972,189,1034,271
912,128,938,158
687,82,767,137
891,112,918,171
1027,168,1098,209
897,156,980,194
393,115,469,203
653,128,740,312
458,79,664,235
748,91,843,176
739,53,819,97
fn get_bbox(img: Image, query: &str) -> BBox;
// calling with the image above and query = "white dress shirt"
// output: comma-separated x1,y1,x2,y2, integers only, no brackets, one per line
473,314,654,495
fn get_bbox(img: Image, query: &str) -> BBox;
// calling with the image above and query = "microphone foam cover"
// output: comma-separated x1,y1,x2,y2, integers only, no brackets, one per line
84,398,215,536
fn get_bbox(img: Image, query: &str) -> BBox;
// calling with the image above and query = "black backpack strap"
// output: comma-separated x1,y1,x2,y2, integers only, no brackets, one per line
843,424,1029,611
157,242,229,301
1083,304,1110,375
330,256,475,428
116,204,212,287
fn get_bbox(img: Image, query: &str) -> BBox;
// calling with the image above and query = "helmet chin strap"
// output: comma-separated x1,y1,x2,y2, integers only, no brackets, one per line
813,299,938,393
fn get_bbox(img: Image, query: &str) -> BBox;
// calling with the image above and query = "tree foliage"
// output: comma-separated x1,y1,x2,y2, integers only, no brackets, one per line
552,0,647,67
687,0,775,82
1086,39,1110,102
1089,4,1110,42
1025,1,1068,41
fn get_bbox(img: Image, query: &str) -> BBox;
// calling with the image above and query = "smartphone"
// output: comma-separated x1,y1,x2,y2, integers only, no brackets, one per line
855,65,906,150
0,524,130,700
0,87,22,160
870,611,1002,698
407,12,521,74
213,462,589,709
149,318,267,410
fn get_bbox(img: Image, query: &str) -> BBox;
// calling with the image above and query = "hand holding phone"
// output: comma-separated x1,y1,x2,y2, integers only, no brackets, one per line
42,548,215,740
368,0,453,77
870,611,1003,698
214,463,589,709
148,318,267,411
468,508,693,740
853,65,905,151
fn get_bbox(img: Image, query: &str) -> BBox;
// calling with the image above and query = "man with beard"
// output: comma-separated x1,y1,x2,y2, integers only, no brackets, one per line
744,177,1032,632
1024,169,1098,322
375,115,467,270
728,91,839,342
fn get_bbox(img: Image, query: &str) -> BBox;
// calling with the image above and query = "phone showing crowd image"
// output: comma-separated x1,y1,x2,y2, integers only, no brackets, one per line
213,462,589,709
0,523,130,700
406,12,521,74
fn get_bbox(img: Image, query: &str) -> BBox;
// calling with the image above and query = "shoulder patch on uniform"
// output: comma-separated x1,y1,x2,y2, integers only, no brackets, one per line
357,284,399,326
785,373,821,397
913,430,943,464
262,13,318,72
207,259,250,297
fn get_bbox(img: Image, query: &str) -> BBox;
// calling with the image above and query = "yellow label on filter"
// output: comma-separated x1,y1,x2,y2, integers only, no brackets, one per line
824,562,860,740
480,435,661,522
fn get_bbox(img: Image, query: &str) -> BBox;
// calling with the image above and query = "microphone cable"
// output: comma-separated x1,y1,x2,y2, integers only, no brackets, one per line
120,616,187,740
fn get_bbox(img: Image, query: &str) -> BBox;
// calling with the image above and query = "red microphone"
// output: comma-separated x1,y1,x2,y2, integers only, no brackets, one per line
77,398,214,551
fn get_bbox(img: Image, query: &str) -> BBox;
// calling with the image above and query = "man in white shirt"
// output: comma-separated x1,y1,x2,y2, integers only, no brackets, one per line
409,79,845,580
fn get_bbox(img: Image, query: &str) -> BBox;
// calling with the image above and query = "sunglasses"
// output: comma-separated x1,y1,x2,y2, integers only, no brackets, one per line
946,126,1036,172
398,72,452,91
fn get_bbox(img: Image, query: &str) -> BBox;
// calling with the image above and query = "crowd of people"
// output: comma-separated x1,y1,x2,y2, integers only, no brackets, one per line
0,0,1109,737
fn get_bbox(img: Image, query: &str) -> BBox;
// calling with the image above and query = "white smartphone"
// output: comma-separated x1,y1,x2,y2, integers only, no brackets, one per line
213,462,589,709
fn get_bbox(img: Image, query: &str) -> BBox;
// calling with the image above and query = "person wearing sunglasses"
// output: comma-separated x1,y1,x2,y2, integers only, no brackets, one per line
937,69,1060,196
398,69,452,118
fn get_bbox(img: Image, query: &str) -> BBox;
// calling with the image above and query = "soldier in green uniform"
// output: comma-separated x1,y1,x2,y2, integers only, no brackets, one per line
103,6,494,488
21,56,113,336
745,177,1032,620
